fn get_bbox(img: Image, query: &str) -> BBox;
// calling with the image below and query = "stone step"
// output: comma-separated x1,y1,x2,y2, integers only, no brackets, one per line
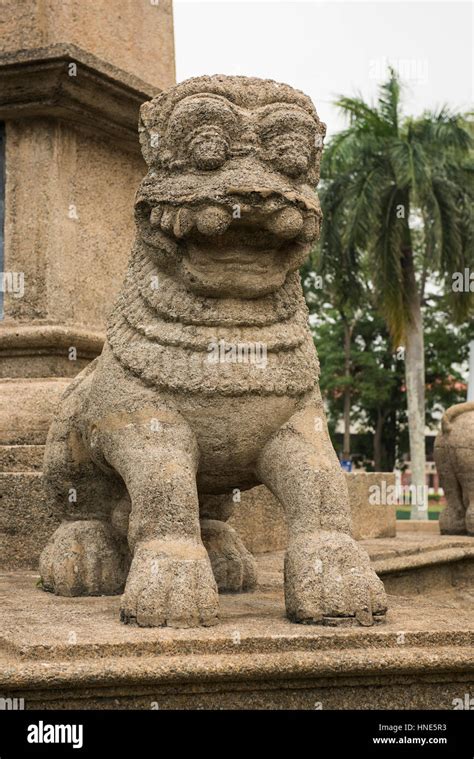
0,472,60,569
1,559,474,708
397,519,440,533
0,444,45,472
0,377,71,445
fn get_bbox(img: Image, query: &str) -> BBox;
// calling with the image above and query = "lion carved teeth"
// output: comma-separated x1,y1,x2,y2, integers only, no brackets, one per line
149,206,163,227
196,205,233,236
160,207,176,234
148,202,313,243
174,207,195,238
301,213,319,242
265,206,304,239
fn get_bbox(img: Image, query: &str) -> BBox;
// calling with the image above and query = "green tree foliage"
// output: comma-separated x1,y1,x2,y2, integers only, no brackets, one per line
310,69,473,509
303,264,473,471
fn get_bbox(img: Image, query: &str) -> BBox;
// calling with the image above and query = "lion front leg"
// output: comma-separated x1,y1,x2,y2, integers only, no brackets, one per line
257,403,387,626
98,412,219,628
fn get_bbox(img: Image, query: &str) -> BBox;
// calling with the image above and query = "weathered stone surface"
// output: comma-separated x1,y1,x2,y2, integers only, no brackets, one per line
0,116,145,448
346,472,397,540
229,473,397,553
0,378,71,444
0,0,175,91
2,541,474,708
229,485,287,553
3,119,144,333
200,518,257,592
365,529,474,595
0,1,176,439
397,519,440,533
39,76,387,628
0,46,159,153
435,402,474,535
0,472,60,568
0,444,44,472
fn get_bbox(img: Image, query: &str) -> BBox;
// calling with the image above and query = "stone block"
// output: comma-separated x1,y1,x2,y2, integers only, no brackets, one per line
346,472,397,540
0,0,175,91
0,378,71,443
3,118,144,333
229,472,397,554
0,471,61,568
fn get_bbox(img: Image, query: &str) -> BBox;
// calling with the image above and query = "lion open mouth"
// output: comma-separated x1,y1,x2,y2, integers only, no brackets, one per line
134,187,321,297
140,193,317,253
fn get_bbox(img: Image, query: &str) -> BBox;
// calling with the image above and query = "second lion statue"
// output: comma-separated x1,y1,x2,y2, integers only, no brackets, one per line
40,76,387,628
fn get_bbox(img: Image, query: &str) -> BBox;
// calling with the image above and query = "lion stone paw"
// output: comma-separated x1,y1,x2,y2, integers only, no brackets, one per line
200,519,257,592
120,539,219,628
284,531,387,626
439,507,468,535
39,520,129,597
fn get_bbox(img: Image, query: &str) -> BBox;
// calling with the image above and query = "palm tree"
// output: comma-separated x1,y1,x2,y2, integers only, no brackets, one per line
318,69,473,518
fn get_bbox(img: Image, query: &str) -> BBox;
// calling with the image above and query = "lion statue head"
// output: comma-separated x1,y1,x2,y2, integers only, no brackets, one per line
134,76,326,299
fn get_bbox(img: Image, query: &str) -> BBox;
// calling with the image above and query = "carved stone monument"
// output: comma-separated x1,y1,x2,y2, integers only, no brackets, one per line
435,401,474,535
0,0,175,567
39,76,387,628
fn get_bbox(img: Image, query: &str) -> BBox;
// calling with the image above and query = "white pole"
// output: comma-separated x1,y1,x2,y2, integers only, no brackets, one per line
468,341,474,402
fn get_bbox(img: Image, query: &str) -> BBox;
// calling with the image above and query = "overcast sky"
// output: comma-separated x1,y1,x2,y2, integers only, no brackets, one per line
174,1,473,135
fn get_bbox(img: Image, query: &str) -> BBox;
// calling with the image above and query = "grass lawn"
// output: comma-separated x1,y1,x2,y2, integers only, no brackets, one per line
396,499,444,521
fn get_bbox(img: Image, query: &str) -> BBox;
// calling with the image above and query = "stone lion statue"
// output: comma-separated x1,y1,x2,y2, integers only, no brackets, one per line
40,76,387,628
435,401,474,535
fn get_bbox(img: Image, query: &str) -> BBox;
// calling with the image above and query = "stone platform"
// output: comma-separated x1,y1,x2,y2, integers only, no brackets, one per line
1,531,474,710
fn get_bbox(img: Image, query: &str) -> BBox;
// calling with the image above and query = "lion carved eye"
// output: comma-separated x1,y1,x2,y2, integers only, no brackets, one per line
264,133,312,177
259,108,318,178
189,126,230,170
